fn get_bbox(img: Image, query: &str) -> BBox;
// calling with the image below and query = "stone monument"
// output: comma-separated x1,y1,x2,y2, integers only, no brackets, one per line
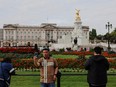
52,9,89,50
72,9,89,47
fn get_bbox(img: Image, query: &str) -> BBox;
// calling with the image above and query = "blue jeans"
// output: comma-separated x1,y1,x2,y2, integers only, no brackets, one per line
40,82,55,87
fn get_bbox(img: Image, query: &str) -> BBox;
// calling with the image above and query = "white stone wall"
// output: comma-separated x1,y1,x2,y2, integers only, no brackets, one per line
71,20,89,46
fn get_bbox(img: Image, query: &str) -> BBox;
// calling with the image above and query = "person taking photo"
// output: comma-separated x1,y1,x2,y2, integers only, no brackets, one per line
33,48,58,87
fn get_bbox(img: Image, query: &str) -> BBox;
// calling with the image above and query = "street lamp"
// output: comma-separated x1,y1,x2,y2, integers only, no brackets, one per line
106,22,112,52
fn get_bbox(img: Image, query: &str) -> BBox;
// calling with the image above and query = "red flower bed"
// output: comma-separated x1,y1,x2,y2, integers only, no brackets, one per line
0,47,38,53
11,58,86,69
12,59,36,69
0,58,115,70
107,58,116,69
57,58,86,69
9,58,116,70
0,47,116,58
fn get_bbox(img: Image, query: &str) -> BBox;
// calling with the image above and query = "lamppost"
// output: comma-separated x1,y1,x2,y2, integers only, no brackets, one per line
106,22,112,52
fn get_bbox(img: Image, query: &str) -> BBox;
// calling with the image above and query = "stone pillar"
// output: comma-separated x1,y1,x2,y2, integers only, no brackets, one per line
53,30,57,42
41,30,45,40
3,29,6,40
3,29,6,46
1,41,3,47
14,29,17,40
13,29,17,46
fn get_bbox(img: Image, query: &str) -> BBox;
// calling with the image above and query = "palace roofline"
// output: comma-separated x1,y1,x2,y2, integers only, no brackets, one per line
3,23,89,29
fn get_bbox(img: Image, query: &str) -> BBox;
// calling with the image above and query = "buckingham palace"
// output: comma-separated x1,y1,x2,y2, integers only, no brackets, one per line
0,23,89,47
0,10,89,47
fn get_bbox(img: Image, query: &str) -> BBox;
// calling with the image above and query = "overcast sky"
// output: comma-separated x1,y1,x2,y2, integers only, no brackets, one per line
0,0,116,35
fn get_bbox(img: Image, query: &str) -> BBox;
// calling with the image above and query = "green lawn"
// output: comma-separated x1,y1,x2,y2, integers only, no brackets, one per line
52,54,78,59
52,54,92,59
10,71,116,87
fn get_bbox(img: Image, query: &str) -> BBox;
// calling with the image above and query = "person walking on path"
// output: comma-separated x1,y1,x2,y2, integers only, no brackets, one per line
33,48,58,87
85,46,109,87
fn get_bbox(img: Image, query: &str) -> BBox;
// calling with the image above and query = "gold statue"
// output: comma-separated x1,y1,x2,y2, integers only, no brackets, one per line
75,9,81,21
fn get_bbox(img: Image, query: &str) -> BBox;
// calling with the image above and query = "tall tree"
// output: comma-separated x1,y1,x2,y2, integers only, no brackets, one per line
110,28,116,43
96,34,103,40
89,29,97,40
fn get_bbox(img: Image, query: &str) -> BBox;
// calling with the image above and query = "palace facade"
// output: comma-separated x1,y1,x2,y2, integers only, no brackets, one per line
0,23,89,47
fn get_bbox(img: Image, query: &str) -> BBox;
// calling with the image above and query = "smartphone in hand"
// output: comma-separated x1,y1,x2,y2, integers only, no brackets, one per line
34,52,39,58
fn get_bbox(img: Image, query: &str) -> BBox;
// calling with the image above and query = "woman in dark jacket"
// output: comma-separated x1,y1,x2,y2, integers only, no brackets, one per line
0,57,15,87
85,46,109,87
